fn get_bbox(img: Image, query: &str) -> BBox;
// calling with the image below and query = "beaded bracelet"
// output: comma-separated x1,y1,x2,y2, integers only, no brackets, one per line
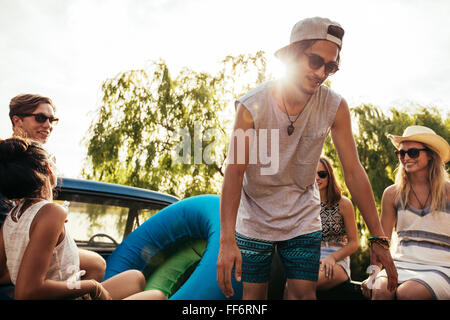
368,236,390,250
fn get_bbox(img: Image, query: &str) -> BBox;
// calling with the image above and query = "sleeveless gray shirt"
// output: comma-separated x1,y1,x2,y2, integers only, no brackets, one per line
234,81,341,241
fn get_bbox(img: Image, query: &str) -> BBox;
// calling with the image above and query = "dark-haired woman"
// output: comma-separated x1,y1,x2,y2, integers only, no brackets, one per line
316,156,359,290
0,137,166,300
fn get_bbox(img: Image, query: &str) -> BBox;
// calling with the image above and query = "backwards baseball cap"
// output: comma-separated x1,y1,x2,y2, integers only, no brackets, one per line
275,17,344,59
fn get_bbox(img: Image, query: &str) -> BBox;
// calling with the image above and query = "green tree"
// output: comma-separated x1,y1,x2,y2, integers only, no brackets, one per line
82,52,270,198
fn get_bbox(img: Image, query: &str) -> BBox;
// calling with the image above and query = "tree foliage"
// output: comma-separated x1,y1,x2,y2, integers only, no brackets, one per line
82,52,269,198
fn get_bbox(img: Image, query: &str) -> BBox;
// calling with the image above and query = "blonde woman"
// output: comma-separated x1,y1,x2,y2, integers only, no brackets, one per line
363,125,450,300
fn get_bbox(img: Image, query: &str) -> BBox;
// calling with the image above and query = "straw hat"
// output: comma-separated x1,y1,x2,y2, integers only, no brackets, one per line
387,125,450,163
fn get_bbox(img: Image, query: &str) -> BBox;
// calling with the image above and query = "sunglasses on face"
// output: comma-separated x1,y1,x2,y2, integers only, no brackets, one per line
304,53,339,75
18,113,59,125
317,170,328,179
395,148,428,159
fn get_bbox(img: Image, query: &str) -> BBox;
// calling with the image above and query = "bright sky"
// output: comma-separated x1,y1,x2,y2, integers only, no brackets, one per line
1,0,449,178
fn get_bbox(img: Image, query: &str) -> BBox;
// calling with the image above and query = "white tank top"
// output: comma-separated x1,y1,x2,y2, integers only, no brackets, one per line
393,200,450,268
2,200,80,285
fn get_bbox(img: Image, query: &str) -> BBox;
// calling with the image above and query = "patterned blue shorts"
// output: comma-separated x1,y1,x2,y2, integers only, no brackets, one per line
235,231,322,283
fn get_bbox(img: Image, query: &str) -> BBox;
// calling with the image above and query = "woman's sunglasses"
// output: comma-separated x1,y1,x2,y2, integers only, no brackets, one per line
395,148,428,159
17,113,59,125
317,170,328,179
304,53,339,75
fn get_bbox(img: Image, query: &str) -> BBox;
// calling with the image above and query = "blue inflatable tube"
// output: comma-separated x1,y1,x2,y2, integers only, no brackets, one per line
104,194,242,300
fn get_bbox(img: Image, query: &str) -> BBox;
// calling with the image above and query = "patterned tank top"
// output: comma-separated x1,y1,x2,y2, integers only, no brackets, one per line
320,201,347,243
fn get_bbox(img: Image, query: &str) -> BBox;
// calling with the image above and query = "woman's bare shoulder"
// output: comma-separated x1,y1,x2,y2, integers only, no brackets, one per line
338,196,354,214
339,196,353,207
32,202,67,227
383,184,397,198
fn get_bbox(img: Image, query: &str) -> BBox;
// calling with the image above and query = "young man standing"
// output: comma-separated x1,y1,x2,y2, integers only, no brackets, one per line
217,17,397,299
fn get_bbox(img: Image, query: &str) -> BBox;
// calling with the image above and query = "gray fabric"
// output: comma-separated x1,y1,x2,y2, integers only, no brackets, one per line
234,81,341,241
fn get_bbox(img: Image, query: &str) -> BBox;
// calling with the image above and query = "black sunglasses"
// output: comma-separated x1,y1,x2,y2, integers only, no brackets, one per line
395,148,428,159
304,53,339,75
317,170,328,179
17,113,59,125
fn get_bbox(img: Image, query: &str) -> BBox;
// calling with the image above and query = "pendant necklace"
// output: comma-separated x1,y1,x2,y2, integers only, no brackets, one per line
410,186,431,215
282,94,312,136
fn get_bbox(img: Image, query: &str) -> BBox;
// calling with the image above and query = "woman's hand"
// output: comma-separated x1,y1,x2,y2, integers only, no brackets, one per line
360,264,382,299
320,255,336,279
90,280,112,300
361,278,371,299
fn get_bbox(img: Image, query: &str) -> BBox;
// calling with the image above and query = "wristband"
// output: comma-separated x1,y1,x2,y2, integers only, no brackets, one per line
368,236,390,250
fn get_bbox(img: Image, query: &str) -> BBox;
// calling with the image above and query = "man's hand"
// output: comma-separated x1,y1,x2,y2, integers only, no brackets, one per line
216,241,242,298
369,243,398,292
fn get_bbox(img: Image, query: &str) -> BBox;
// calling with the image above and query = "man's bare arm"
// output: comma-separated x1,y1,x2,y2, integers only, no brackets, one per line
331,98,384,235
331,98,398,291
217,103,254,297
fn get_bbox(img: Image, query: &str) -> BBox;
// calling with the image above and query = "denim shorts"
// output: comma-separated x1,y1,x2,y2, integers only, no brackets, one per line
235,231,322,283
320,244,351,278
